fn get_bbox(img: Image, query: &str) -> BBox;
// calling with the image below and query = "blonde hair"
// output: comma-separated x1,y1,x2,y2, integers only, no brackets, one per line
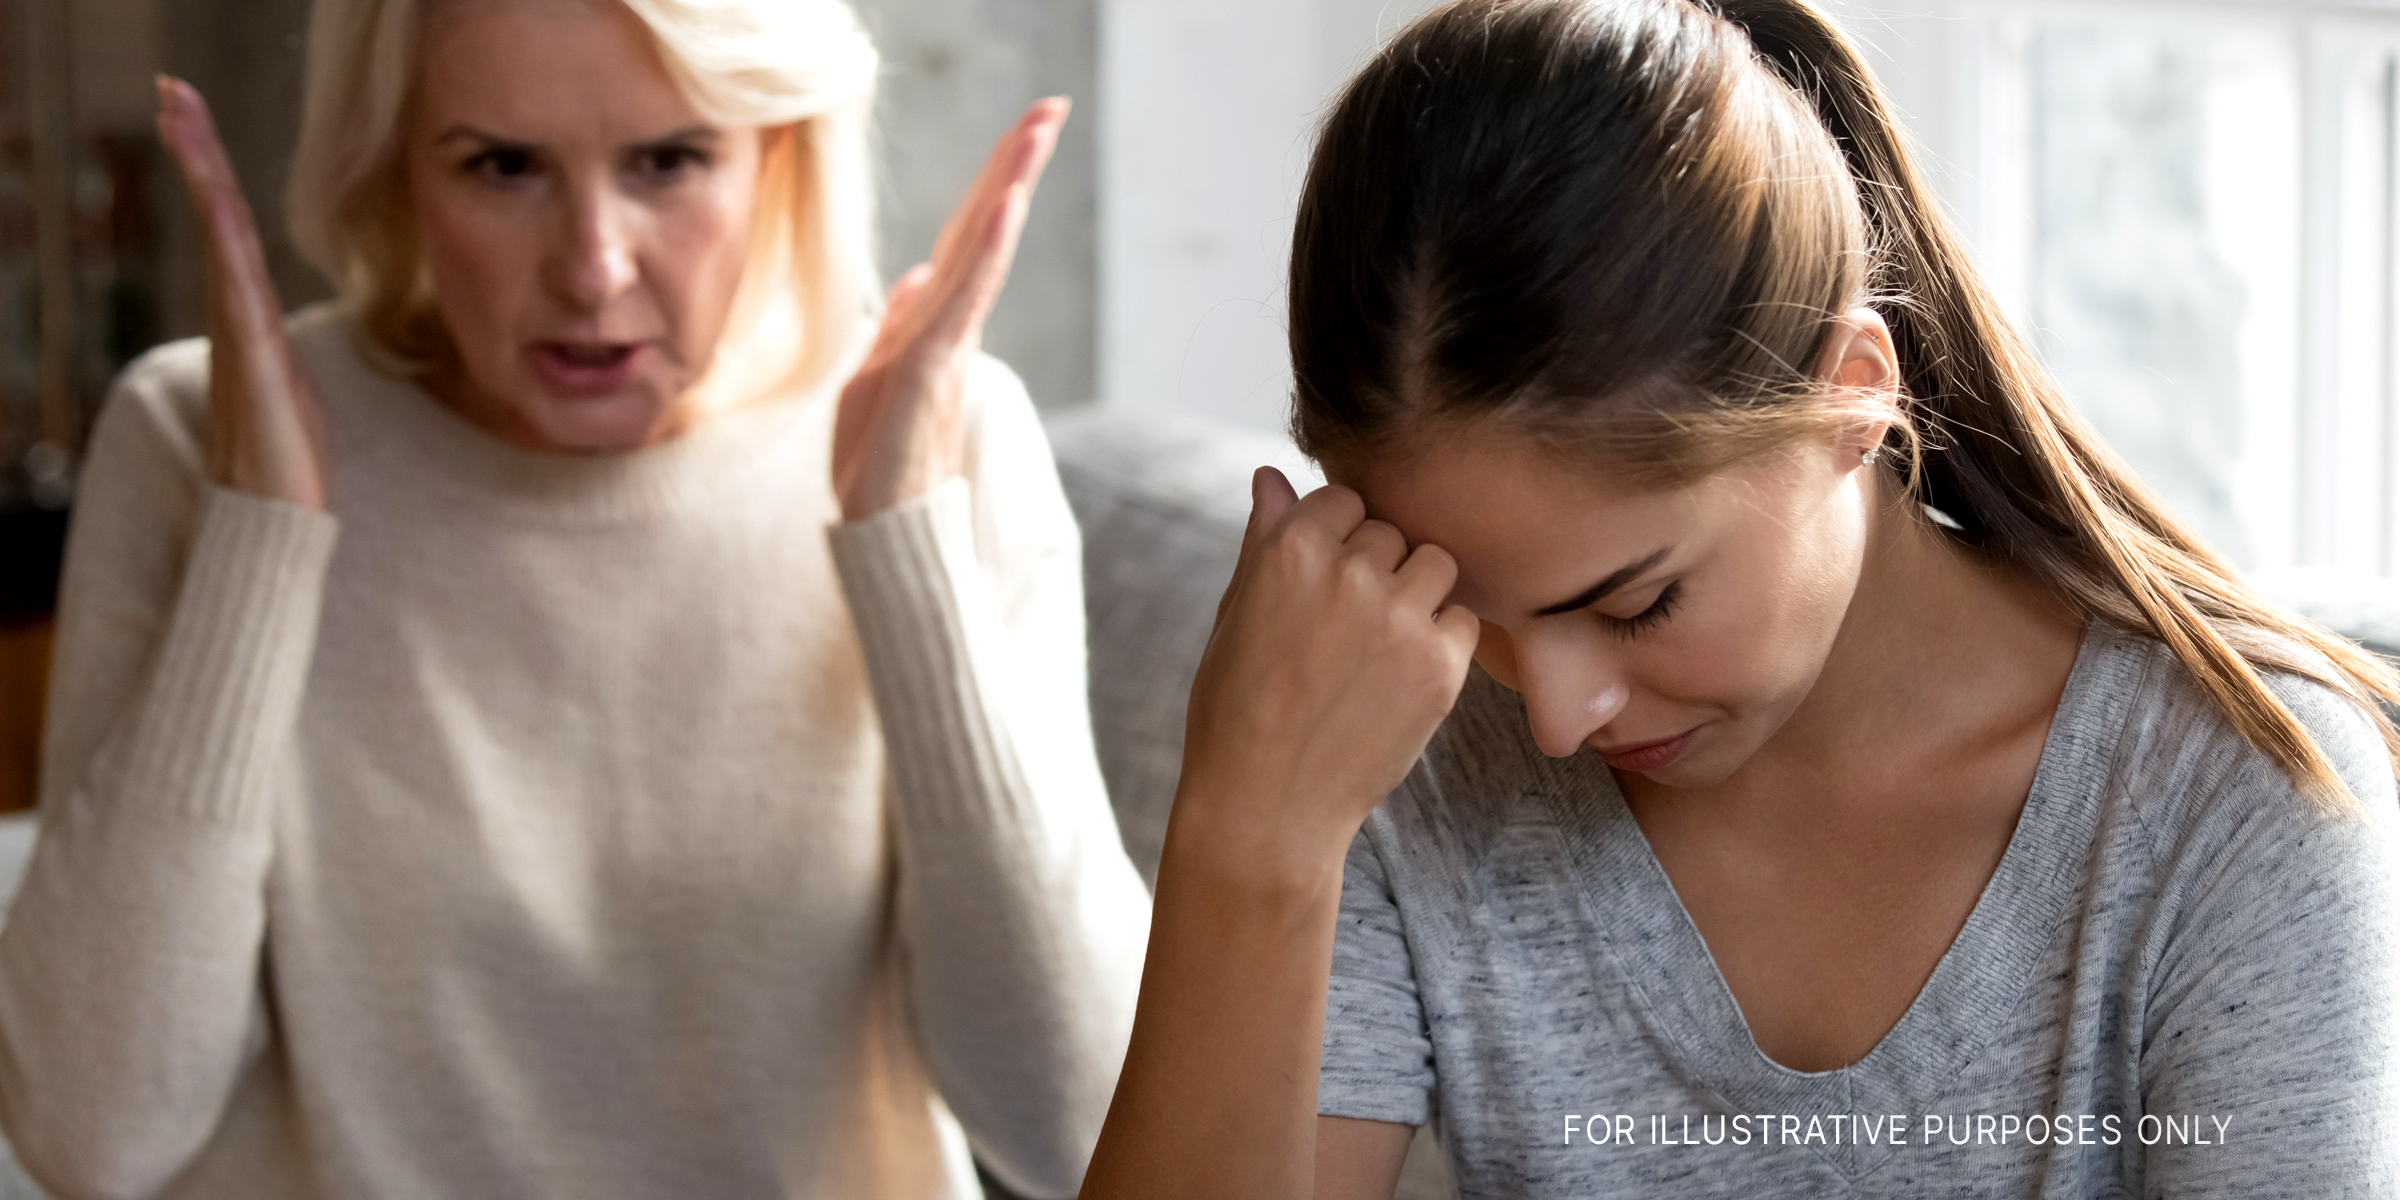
285,0,881,400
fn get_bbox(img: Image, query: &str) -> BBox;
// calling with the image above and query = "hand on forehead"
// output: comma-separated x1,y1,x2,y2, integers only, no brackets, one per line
1346,429,1706,622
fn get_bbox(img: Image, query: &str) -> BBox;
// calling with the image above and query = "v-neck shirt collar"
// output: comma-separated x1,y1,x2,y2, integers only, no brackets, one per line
1534,622,2140,1175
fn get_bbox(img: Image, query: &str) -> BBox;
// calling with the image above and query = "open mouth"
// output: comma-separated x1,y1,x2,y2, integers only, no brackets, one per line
528,341,647,396
538,341,640,369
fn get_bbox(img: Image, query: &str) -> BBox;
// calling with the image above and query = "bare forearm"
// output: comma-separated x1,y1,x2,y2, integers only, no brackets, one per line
1081,806,1350,1200
1083,470,1477,1197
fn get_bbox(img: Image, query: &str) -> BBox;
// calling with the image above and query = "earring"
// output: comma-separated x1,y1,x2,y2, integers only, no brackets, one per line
1862,446,1883,467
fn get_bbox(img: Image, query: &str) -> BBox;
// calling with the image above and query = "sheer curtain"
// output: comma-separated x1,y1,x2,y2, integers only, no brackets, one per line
1837,0,2400,643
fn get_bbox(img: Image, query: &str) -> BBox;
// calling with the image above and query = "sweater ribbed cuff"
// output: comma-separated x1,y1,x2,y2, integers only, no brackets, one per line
827,479,1027,831
115,486,339,828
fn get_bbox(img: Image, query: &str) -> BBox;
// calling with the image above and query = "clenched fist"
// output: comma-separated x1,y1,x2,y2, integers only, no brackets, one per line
1170,467,1480,878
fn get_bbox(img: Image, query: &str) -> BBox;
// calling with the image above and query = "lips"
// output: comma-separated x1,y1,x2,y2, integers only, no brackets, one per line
528,340,648,397
1595,728,1696,773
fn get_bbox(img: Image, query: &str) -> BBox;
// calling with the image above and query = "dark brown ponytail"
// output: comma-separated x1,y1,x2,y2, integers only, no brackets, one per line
1289,0,2400,804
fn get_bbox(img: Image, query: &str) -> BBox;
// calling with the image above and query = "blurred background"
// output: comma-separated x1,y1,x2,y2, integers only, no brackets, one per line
0,0,2394,811
0,1,2390,1197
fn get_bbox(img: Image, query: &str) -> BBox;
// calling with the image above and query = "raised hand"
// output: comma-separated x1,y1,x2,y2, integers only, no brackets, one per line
831,99,1067,522
155,77,329,511
1080,471,1479,1200
1173,468,1482,875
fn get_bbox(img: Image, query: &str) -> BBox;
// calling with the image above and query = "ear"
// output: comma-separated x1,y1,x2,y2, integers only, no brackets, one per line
1814,307,1899,394
1814,307,1901,467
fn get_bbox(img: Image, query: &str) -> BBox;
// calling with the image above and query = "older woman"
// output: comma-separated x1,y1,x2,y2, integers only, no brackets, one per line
0,1,1149,1197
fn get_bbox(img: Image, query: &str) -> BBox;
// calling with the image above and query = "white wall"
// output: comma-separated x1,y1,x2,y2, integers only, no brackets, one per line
1093,0,1995,436
855,0,1100,412
1099,0,1438,432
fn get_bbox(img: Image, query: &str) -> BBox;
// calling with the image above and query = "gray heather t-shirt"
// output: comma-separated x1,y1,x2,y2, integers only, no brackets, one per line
1321,624,2400,1197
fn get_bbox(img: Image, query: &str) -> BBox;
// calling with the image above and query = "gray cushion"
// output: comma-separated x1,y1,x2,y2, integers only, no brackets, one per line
1046,408,1318,886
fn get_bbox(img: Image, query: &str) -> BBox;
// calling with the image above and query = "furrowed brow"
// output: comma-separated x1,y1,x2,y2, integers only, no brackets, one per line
434,124,527,147
627,126,721,150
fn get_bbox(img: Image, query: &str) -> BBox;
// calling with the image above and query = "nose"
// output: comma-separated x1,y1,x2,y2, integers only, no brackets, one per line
1516,628,1632,758
542,176,639,312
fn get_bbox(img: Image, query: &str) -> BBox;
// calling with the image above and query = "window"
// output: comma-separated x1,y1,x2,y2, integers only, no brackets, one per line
1843,0,2400,637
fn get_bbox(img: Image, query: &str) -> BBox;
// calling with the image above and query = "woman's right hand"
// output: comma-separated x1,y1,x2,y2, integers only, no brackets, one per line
1170,467,1481,879
1082,469,1477,1200
156,76,329,511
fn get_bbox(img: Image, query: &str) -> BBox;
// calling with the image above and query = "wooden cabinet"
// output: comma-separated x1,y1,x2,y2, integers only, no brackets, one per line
0,621,48,814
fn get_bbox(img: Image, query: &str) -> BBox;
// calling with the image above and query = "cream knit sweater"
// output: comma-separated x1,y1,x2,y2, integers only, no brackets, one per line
0,305,1152,1200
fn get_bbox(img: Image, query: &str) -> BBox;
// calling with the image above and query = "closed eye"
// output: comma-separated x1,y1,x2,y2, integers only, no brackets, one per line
1596,581,1681,640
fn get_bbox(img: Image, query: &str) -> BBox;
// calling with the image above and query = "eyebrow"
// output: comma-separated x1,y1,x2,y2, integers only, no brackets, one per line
628,126,721,149
1531,547,1673,617
435,124,517,149
433,124,722,149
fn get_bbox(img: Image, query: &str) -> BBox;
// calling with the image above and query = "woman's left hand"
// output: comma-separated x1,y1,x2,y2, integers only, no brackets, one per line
832,98,1068,522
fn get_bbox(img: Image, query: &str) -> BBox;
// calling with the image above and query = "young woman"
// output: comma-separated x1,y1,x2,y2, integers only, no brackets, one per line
0,1,1148,1196
1083,0,2400,1196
